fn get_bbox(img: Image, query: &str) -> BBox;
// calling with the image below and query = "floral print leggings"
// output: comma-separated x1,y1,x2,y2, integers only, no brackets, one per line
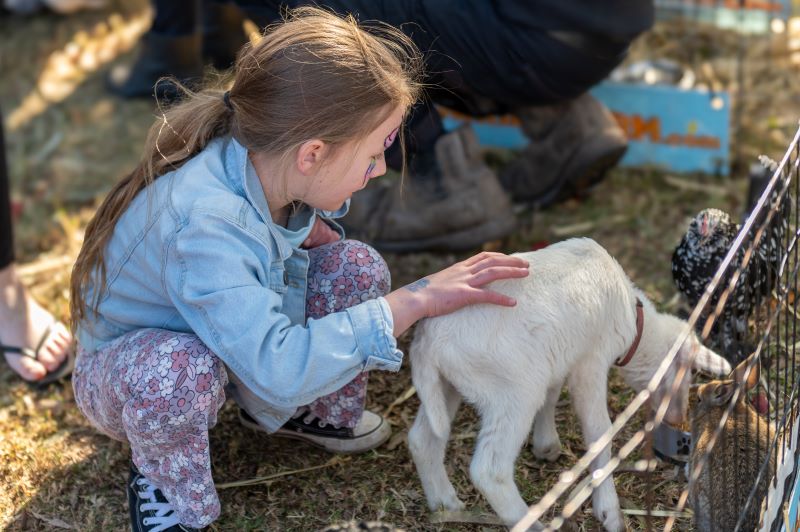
73,240,391,528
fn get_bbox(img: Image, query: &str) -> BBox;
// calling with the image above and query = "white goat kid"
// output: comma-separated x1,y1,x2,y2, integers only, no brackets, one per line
407,238,731,531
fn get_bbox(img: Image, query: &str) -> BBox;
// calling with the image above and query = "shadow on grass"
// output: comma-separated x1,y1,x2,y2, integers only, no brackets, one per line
1,366,470,531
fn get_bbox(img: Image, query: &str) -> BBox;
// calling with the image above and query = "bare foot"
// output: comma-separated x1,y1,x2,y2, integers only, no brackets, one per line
0,264,73,382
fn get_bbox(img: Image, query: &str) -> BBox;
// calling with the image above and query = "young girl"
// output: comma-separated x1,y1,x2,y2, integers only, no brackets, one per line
70,8,529,530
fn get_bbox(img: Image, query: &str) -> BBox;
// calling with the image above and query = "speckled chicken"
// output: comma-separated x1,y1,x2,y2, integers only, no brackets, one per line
672,188,790,363
672,208,740,308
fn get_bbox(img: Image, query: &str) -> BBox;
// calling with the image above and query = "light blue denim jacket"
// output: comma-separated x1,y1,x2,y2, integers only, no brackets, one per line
77,137,403,431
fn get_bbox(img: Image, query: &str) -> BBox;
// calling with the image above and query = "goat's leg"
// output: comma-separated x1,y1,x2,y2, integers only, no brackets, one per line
469,396,539,526
408,379,464,512
568,370,625,532
531,382,563,462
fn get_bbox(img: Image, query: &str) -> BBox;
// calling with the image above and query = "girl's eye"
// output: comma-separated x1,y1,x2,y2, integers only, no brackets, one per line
384,127,399,149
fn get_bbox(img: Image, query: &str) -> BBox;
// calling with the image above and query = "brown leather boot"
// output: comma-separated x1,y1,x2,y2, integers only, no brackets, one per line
342,125,517,253
499,93,628,207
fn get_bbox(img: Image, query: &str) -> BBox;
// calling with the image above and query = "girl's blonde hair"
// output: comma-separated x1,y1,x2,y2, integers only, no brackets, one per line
70,7,422,330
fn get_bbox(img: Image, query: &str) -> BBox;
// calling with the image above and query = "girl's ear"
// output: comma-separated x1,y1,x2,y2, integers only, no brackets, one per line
296,139,326,175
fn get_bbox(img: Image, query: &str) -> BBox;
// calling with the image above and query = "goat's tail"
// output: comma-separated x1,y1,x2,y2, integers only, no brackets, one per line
410,334,451,440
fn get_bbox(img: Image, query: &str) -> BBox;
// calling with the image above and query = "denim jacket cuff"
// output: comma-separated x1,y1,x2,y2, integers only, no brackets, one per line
345,297,403,372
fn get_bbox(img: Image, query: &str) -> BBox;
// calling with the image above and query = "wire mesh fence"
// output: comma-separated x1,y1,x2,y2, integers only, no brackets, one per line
654,0,791,32
502,5,798,528
509,125,800,531
652,0,791,172
514,130,800,531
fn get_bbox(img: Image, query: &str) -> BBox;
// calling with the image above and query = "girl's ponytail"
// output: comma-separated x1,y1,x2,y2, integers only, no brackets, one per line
70,79,234,329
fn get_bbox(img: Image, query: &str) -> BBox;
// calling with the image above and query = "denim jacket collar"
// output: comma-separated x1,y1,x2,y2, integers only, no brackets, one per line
225,137,350,263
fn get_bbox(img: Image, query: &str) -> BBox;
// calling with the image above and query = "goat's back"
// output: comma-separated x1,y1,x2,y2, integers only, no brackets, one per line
411,238,637,401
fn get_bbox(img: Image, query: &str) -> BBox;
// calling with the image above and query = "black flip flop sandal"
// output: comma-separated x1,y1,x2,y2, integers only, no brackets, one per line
0,322,75,388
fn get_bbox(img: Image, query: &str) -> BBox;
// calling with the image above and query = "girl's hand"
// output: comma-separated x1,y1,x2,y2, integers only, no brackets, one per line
302,217,341,249
384,251,530,336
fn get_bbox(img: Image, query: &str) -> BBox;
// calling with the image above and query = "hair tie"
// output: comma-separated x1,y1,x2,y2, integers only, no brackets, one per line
222,91,234,112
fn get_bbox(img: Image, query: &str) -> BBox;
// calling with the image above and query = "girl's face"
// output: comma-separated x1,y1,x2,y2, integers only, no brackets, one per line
304,105,405,212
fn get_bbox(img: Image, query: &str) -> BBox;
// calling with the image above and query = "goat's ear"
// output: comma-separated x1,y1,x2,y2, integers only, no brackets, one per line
682,336,732,376
731,354,760,392
707,381,737,406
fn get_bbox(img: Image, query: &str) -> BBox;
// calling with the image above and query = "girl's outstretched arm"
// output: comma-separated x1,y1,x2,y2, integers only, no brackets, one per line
383,252,530,337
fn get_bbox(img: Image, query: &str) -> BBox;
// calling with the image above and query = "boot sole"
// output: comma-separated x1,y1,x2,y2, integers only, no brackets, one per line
511,137,627,209
557,144,628,202
372,213,518,253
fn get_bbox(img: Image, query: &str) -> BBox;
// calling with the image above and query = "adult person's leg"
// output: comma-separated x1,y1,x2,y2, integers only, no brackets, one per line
236,1,652,251
107,0,202,99
0,112,13,273
107,0,247,99
0,108,73,383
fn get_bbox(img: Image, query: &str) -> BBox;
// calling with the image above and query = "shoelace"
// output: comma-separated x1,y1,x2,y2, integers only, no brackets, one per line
291,409,338,429
295,411,328,428
304,413,327,427
136,477,182,532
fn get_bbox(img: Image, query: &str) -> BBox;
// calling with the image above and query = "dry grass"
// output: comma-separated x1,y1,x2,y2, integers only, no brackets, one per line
1,4,797,531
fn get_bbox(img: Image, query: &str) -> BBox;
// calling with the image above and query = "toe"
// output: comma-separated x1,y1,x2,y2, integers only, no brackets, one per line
34,324,73,372
5,352,47,381
37,344,62,371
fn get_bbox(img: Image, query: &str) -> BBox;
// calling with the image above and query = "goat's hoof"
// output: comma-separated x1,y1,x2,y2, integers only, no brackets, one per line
533,443,562,462
445,498,466,512
437,497,466,512
597,509,625,532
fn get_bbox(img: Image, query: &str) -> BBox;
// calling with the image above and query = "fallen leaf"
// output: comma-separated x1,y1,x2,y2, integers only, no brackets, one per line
30,512,75,529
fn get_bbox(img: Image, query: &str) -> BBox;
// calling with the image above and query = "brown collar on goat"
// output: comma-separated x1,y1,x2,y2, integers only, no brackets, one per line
615,298,644,367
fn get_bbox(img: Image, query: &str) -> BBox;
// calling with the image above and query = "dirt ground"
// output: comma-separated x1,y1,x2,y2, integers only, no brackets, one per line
1,3,797,531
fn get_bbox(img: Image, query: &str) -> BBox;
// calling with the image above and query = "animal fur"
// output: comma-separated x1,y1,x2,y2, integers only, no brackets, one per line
689,355,776,531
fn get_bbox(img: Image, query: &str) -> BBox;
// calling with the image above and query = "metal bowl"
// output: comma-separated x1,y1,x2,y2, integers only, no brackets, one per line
652,422,691,465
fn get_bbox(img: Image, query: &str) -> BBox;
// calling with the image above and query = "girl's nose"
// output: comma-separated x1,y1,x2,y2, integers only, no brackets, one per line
372,157,388,179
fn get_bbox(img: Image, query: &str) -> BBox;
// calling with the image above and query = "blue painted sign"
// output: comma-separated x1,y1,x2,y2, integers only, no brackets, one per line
439,81,730,176
592,82,730,175
439,108,527,150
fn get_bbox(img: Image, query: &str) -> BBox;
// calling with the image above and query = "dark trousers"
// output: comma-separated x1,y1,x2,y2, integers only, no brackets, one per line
152,0,649,167
1,108,13,270
232,1,642,168
151,0,200,35
234,1,636,110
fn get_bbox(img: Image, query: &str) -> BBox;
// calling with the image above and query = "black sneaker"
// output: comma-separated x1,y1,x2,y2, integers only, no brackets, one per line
128,463,202,532
239,408,391,454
